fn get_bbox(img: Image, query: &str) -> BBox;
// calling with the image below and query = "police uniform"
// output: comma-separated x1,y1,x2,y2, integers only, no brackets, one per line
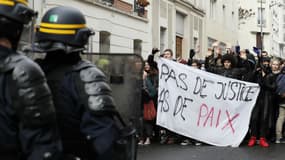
35,6,120,160
0,0,62,160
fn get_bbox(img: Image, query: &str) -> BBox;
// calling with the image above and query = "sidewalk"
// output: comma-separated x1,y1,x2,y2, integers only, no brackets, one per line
137,142,285,160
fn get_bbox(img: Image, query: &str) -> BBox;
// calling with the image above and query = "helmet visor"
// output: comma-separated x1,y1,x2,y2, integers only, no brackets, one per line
17,15,36,54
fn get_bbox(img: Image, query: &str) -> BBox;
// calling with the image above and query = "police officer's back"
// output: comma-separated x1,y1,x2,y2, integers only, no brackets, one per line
0,1,62,160
35,6,121,160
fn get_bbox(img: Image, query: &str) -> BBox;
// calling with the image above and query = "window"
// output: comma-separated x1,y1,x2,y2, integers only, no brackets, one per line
198,19,202,54
176,12,185,59
176,36,183,59
256,32,262,49
176,12,185,37
99,31,110,53
160,27,166,52
273,10,278,18
160,0,167,18
210,0,217,19
219,42,226,52
223,4,226,23
133,39,142,55
194,16,198,30
257,8,266,26
208,37,217,49
232,11,235,29
193,37,198,50
99,0,113,6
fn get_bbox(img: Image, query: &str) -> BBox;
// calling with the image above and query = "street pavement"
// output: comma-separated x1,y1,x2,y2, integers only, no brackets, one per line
137,142,285,160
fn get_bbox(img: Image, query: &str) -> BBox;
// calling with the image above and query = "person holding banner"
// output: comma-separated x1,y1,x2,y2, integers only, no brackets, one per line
161,49,175,61
189,59,202,69
160,48,184,145
180,59,203,146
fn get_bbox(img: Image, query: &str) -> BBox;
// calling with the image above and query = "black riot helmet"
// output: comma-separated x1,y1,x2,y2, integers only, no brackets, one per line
0,0,36,49
36,6,94,53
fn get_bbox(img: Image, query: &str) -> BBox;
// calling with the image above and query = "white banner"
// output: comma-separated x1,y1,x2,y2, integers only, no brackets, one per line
157,58,260,147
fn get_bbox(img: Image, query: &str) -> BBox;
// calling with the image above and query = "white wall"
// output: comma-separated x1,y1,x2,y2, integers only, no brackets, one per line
33,0,152,59
238,0,272,54
152,0,205,59
270,2,285,58
204,0,239,52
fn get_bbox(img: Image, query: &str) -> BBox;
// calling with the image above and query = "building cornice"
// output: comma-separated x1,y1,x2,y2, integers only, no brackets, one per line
174,0,205,17
250,30,270,34
81,0,149,23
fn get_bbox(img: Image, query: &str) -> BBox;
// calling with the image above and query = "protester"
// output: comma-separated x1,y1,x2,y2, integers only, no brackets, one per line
160,48,180,144
187,49,196,66
261,51,269,58
205,49,250,80
0,1,62,159
138,61,158,145
190,59,202,69
242,49,256,82
268,58,281,142
162,49,175,61
147,47,159,70
248,56,276,147
212,42,223,67
275,65,285,143
180,59,202,146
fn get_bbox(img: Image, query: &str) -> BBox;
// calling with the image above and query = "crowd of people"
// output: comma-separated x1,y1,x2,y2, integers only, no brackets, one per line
1,2,285,160
139,44,285,148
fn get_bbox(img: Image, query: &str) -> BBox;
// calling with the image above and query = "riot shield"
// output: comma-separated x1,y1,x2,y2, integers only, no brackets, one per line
82,53,144,160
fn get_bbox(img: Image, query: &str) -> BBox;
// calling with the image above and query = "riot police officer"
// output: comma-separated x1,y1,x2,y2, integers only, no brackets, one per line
35,6,120,160
0,0,62,160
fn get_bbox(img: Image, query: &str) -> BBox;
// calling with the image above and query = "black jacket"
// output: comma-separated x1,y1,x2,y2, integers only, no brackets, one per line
0,46,62,160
